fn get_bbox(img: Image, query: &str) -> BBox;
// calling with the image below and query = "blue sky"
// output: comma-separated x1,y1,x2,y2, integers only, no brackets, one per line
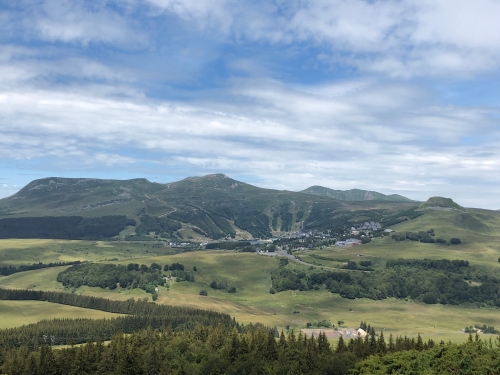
1,0,500,208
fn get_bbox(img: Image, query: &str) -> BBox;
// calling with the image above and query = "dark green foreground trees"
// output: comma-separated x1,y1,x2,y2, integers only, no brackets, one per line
1,287,500,374
3,324,499,375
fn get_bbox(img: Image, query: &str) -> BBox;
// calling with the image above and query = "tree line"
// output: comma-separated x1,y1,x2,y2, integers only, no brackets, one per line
205,241,251,250
0,288,235,349
0,216,135,240
270,260,500,306
385,258,469,272
0,322,441,375
57,262,194,299
0,261,82,276
57,263,166,291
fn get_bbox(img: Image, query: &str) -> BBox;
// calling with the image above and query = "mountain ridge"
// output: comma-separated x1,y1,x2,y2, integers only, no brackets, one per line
0,174,435,240
301,185,414,202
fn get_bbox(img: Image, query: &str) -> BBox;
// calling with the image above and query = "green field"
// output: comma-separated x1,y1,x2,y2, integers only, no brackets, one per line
0,239,180,266
3,244,500,341
0,300,121,329
1,206,500,340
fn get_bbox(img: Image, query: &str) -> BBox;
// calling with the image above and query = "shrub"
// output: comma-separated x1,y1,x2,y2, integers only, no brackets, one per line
422,292,438,304
228,287,236,293
199,289,207,296
450,238,462,245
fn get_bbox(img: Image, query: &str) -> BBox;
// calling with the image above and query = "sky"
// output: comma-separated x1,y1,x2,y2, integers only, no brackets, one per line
1,0,500,209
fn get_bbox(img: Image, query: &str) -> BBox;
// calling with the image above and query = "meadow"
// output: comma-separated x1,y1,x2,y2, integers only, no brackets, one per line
0,300,121,329
1,207,500,342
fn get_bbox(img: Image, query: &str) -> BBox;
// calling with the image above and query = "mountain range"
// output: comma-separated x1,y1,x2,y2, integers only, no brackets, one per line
0,174,428,240
300,186,413,202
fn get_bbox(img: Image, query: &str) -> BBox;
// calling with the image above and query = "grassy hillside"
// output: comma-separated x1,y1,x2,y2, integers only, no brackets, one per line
301,186,414,202
2,238,500,341
0,300,122,329
0,174,420,240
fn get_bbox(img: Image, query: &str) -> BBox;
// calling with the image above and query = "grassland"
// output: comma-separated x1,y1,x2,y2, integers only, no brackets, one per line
0,300,121,329
302,209,500,271
1,207,500,341
0,239,180,266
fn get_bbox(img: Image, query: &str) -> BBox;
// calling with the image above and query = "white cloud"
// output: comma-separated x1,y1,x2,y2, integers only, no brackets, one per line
0,72,499,207
1,0,500,209
12,0,146,46
147,0,500,77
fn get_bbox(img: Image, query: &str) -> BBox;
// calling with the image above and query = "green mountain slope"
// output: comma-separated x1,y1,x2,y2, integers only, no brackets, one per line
418,196,465,211
0,174,421,240
301,186,414,202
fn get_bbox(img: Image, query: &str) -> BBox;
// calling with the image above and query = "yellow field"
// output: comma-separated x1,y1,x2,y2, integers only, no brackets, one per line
0,300,121,329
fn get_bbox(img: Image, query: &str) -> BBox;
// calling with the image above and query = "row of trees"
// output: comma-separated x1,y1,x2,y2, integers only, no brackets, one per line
0,322,442,375
0,261,81,276
210,280,237,293
205,241,251,250
0,288,235,348
0,216,135,240
271,260,500,305
391,231,461,245
385,258,469,272
57,263,167,291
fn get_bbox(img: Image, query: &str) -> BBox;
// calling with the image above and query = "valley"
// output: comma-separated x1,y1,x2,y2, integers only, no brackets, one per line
1,174,500,348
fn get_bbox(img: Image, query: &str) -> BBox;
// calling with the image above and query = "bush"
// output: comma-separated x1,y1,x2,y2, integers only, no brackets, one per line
422,292,438,304
228,287,236,293
346,260,358,270
436,239,447,244
199,289,207,296
450,238,462,245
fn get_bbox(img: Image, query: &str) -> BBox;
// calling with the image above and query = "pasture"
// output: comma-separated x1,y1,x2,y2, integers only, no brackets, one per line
2,230,500,341
0,300,121,329
0,239,180,266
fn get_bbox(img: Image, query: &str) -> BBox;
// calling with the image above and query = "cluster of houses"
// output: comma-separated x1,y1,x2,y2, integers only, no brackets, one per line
350,221,382,235
335,238,362,247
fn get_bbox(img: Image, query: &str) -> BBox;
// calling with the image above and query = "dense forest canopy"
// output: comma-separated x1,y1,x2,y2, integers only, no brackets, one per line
271,259,500,306
0,216,135,240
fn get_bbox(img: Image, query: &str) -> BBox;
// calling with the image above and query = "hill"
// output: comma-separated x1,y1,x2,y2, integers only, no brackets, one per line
418,196,465,211
301,186,413,202
0,174,422,240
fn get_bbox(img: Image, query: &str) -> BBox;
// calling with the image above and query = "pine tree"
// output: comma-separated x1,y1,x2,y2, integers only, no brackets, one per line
377,331,387,354
416,333,424,351
388,334,395,353
265,331,278,360
279,331,287,349
317,332,330,354
229,333,240,363
39,345,59,375
336,335,347,353
146,346,160,375
23,353,39,375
